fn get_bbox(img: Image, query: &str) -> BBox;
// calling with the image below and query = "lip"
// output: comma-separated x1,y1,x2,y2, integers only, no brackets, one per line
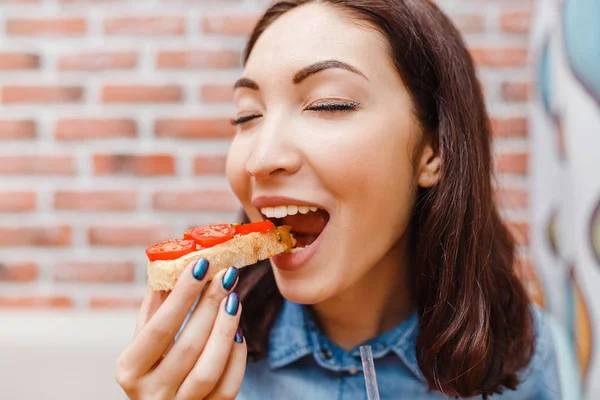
271,222,327,271
252,195,328,211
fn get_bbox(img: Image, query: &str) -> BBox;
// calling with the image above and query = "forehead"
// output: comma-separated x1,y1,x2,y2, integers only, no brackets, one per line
245,3,390,79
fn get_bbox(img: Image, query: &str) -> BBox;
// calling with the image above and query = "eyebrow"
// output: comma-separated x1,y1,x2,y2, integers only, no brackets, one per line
232,59,367,91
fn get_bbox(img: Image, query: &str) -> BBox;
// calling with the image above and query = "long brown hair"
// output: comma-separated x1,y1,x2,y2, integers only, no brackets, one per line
236,0,535,397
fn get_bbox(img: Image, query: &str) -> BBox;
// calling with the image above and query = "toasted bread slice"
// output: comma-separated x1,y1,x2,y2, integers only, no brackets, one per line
147,226,295,291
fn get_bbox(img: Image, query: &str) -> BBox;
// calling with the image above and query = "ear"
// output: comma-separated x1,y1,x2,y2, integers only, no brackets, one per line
416,143,441,188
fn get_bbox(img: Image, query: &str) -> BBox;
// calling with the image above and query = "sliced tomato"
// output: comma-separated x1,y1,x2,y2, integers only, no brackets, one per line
183,228,194,240
234,220,275,235
189,223,235,247
146,238,196,262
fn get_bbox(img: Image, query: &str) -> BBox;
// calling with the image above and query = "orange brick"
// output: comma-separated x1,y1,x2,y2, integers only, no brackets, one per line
152,190,238,212
201,15,259,36
6,17,86,36
156,50,240,69
55,118,136,140
193,155,228,175
500,11,532,34
104,16,185,36
88,225,173,247
0,52,40,70
501,82,531,102
496,152,528,175
470,46,528,67
0,226,71,247
53,261,135,283
58,51,138,71
101,85,182,103
89,297,143,309
507,221,530,245
0,155,75,175
490,117,528,138
2,86,83,104
451,14,485,33
0,262,38,282
54,191,137,211
155,118,235,139
0,296,73,309
0,120,36,139
93,154,175,176
494,187,528,208
199,84,234,103
0,191,36,212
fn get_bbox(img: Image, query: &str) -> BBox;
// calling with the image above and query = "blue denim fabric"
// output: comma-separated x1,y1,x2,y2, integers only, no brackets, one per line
238,301,562,399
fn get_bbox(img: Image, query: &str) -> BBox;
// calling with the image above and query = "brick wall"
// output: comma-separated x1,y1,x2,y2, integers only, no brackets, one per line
0,0,533,310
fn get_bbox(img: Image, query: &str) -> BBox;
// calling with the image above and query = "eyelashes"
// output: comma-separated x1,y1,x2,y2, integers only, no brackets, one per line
230,100,360,126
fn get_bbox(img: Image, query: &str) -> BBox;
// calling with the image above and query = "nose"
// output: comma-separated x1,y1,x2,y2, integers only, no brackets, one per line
246,119,302,179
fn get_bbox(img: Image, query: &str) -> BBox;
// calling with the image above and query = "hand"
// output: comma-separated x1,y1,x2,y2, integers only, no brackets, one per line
116,260,247,399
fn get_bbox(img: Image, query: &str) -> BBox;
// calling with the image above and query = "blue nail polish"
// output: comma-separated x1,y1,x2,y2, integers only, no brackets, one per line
234,327,244,343
192,258,209,281
225,292,239,316
222,266,239,291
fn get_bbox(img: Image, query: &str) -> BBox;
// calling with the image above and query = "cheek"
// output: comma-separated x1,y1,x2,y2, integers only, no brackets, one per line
226,137,250,201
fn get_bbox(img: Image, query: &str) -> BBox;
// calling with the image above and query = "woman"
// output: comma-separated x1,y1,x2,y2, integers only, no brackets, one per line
116,1,561,398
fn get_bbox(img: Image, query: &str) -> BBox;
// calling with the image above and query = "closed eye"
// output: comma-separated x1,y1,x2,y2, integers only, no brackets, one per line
305,100,360,112
231,114,262,126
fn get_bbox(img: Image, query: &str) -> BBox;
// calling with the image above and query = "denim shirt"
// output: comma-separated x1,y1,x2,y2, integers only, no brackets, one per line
238,301,561,400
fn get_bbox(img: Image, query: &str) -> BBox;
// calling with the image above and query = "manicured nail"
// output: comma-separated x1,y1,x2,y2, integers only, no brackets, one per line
222,266,239,291
234,326,244,343
192,258,209,281
225,292,239,316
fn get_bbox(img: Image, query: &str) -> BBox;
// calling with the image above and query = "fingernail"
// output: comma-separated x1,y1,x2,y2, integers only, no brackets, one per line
222,266,239,291
234,326,244,343
225,292,239,316
192,258,209,281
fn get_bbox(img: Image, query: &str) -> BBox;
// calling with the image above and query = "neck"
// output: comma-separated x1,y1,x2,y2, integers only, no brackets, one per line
311,237,413,351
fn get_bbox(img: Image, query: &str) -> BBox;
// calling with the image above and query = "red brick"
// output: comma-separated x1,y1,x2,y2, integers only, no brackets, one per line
88,225,173,247
2,86,83,104
93,154,175,176
470,46,528,67
104,16,185,36
0,262,38,282
156,50,240,69
53,261,135,283
494,187,528,208
199,84,234,103
201,15,259,36
101,85,182,103
496,152,528,175
0,155,75,175
506,221,530,245
490,117,528,138
89,297,143,309
0,52,40,70
193,155,227,175
0,120,36,139
55,118,136,140
451,14,485,33
54,191,137,211
6,17,86,36
58,51,138,71
0,226,71,247
0,296,73,309
0,191,37,212
152,190,238,212
501,82,531,102
155,118,235,139
500,11,532,34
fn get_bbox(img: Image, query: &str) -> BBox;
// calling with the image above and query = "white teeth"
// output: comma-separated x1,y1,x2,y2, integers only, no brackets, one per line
290,247,306,254
260,204,322,218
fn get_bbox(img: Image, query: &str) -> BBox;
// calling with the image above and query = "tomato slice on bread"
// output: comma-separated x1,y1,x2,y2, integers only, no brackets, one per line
188,223,236,247
146,238,196,262
234,220,275,235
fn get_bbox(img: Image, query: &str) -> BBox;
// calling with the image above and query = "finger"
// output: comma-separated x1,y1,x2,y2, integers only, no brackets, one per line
134,286,169,338
175,293,242,400
118,258,211,377
154,266,240,385
205,328,247,400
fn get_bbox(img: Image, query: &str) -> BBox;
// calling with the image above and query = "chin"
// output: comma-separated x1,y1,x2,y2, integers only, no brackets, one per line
271,264,335,305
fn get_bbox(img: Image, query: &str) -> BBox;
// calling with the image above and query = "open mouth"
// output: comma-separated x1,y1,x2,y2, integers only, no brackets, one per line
260,205,330,251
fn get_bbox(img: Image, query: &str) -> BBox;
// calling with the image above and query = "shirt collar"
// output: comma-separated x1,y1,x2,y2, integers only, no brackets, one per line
267,300,426,382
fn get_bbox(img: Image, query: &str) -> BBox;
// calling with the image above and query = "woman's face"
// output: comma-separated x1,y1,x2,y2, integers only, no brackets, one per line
227,3,427,304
